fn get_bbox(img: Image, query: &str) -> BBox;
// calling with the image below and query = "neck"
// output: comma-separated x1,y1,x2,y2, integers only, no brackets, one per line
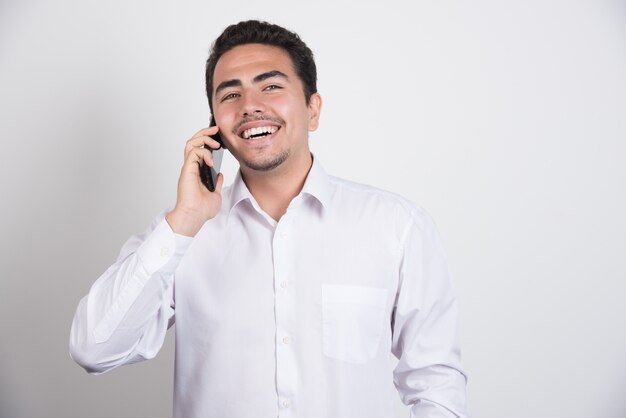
241,153,313,221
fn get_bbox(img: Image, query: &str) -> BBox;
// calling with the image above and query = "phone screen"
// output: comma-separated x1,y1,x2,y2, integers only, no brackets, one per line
199,116,224,192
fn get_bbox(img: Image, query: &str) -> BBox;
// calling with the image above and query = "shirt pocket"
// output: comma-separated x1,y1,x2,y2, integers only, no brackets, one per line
321,284,388,364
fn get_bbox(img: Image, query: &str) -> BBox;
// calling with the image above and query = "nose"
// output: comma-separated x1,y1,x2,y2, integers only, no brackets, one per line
240,90,265,117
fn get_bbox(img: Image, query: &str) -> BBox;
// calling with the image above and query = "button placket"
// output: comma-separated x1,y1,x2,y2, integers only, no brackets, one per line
273,215,298,418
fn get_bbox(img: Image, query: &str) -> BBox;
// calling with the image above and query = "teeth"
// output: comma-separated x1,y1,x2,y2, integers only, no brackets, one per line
242,125,277,139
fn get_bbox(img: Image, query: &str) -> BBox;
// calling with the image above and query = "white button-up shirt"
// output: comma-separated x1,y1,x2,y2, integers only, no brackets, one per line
70,158,469,418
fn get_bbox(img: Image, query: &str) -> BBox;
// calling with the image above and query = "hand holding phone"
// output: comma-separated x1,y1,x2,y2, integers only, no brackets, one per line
166,122,225,236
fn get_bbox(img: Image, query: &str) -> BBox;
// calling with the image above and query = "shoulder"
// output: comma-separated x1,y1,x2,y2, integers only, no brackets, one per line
326,175,434,232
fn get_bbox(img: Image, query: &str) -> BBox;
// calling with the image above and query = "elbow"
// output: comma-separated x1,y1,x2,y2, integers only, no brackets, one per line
69,345,102,375
69,309,114,375
69,332,111,375
69,318,144,375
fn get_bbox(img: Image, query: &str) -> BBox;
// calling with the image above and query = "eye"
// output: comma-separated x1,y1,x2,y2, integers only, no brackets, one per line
221,92,240,102
264,84,282,91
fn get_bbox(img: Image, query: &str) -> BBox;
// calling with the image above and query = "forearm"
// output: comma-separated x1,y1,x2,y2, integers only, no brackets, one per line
398,362,469,418
392,208,470,417
69,215,191,374
394,301,469,418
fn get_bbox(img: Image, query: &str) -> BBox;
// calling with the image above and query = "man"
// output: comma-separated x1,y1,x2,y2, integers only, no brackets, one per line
70,20,470,418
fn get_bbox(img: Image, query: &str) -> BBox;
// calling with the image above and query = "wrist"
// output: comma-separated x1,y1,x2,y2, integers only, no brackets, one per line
165,208,205,237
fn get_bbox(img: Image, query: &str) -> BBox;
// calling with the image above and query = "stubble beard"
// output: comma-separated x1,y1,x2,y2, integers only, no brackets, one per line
241,149,290,172
232,114,290,172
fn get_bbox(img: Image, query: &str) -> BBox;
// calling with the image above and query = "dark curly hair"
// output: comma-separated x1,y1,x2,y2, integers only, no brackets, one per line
205,20,317,113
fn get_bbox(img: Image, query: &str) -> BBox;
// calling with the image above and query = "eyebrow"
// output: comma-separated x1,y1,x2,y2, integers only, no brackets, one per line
253,70,289,83
214,70,289,96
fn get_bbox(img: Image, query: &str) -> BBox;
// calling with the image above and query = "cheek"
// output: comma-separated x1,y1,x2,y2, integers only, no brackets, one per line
214,107,237,134
271,96,309,127
212,116,237,151
269,95,292,115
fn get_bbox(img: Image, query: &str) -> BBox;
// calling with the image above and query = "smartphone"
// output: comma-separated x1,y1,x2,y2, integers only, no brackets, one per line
199,116,224,192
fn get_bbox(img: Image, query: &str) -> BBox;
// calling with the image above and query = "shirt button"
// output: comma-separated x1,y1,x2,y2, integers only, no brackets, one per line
282,336,292,345
280,281,288,289
160,247,170,258
282,399,292,408
279,232,288,239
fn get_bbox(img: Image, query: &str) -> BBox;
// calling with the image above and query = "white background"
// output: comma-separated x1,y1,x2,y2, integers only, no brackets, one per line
1,1,625,417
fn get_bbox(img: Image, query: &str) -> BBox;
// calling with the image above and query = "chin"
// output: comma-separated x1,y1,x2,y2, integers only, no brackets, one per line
242,150,290,172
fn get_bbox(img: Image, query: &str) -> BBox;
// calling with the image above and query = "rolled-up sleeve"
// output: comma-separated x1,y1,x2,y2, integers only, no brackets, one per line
392,210,470,417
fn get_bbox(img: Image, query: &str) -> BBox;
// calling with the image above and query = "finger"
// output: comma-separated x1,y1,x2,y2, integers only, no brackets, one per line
185,125,221,158
184,135,222,159
182,147,213,175
214,173,224,194
191,126,220,139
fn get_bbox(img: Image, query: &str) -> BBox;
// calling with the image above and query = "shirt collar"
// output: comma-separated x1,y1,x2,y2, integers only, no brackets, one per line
225,154,331,219
226,169,252,217
301,154,331,209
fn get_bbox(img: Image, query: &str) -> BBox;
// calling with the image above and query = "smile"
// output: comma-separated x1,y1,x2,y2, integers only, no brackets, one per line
241,125,280,139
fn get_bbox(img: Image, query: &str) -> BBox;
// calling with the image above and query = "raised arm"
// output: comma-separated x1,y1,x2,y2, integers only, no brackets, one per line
69,126,224,373
69,211,190,374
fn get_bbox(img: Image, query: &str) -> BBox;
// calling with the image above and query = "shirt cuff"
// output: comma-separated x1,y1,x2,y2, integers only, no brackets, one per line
135,218,193,277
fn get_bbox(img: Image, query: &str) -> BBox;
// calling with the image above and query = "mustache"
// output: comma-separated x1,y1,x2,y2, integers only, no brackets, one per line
232,114,285,135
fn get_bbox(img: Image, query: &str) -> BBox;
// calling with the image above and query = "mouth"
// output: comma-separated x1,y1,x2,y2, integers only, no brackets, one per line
235,117,284,141
240,125,280,140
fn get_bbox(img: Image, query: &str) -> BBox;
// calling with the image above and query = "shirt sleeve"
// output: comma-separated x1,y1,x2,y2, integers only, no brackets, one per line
391,209,470,418
69,210,193,374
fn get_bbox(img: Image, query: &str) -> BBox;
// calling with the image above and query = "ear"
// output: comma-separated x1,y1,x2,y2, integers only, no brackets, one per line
307,93,322,131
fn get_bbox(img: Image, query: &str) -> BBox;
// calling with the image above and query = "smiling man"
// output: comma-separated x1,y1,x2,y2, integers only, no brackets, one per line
70,20,470,418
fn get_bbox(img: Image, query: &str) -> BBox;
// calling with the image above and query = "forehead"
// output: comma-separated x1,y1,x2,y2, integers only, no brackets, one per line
213,44,296,84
